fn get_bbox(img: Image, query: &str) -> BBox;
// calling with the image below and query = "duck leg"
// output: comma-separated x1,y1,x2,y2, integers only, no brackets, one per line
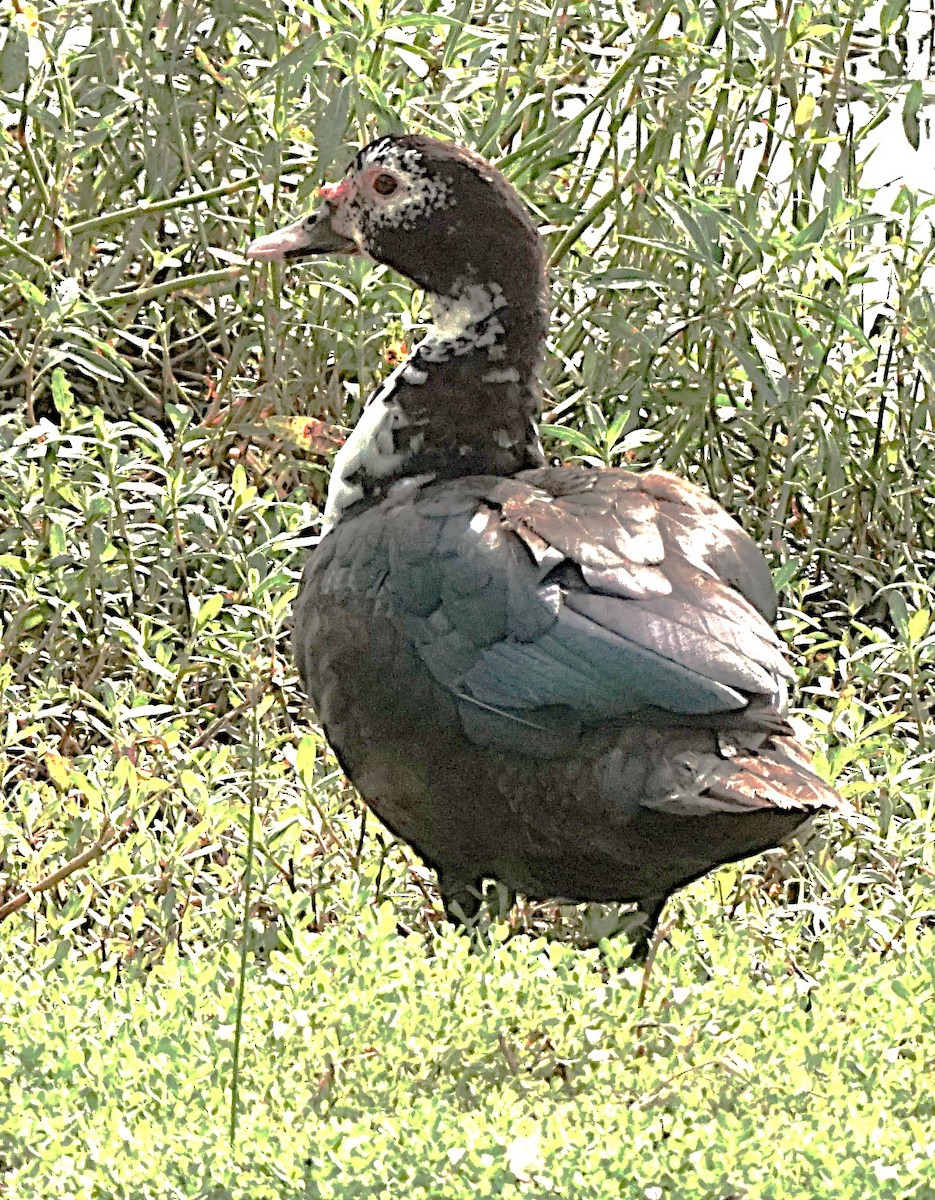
439,875,483,926
629,892,671,963
440,877,517,928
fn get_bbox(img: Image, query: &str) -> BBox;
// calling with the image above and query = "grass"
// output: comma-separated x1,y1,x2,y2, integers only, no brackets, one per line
1,0,934,1197
2,920,934,1198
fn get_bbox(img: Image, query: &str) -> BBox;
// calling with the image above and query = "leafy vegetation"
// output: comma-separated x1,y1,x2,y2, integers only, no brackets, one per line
0,0,932,1197
3,922,934,1198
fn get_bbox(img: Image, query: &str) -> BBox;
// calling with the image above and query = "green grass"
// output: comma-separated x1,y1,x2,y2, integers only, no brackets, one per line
1,0,934,1197
3,918,934,1199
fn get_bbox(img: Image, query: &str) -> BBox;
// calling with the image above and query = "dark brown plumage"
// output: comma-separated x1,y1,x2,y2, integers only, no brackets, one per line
248,134,840,957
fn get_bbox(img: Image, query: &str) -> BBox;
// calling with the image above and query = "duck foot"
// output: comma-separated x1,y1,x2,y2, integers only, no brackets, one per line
627,892,671,964
441,879,517,939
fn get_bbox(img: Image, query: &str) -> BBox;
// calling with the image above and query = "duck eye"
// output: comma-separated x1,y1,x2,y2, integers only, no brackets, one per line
373,173,398,196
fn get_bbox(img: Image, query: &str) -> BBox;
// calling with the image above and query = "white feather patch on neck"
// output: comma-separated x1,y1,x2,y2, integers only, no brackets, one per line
420,283,507,362
321,361,412,534
320,280,517,534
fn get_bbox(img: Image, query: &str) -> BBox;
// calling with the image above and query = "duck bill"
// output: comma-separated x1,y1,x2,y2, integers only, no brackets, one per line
246,206,358,261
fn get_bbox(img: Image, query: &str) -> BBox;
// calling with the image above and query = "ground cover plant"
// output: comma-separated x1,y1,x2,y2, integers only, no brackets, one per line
1,0,933,1196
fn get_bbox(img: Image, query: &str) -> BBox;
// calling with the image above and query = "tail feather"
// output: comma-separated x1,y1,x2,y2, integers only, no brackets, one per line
642,733,841,818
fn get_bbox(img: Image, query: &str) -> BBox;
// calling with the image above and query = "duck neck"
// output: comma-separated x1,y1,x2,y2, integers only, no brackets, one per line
321,274,549,535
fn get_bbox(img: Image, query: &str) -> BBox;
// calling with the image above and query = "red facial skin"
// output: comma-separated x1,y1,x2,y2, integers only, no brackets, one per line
318,167,405,211
318,179,352,204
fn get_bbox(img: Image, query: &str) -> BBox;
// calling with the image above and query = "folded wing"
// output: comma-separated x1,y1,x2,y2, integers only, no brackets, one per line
346,467,795,758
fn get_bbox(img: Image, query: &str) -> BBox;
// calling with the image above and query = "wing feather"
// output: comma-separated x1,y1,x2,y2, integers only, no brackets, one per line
312,468,793,760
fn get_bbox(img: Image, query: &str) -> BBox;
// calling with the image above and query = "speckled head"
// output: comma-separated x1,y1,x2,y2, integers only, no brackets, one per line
323,136,458,246
248,134,547,311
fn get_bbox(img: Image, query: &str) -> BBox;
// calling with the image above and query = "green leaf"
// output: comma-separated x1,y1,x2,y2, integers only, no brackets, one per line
902,80,922,151
794,94,816,128
50,368,74,417
0,25,28,95
887,591,910,640
906,607,930,643
772,559,800,591
15,277,46,308
193,593,225,631
295,735,318,788
541,424,601,455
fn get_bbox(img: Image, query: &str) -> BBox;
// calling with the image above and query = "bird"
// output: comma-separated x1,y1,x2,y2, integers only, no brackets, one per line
246,133,840,959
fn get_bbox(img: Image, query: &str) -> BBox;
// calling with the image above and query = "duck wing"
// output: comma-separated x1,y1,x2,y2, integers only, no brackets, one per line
302,466,801,770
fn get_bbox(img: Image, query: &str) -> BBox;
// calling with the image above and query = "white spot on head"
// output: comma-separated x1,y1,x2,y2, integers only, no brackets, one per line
483,367,519,384
333,141,458,243
403,364,428,385
493,428,515,448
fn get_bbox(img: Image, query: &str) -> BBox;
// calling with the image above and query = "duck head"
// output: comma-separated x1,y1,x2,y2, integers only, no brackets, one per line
247,134,547,317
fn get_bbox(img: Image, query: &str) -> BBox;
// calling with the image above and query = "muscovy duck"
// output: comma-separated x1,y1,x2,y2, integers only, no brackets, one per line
247,134,840,958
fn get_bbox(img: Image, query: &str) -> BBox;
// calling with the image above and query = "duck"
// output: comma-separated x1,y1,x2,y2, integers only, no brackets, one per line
247,133,840,959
